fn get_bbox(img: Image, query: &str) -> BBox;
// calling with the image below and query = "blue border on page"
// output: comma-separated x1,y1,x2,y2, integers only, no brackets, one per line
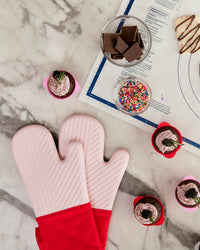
86,0,200,149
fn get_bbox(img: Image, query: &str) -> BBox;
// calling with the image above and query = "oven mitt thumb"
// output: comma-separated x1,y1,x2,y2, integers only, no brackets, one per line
59,115,129,249
12,125,101,250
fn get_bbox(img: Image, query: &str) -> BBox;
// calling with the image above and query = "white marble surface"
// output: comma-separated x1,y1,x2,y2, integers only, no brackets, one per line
0,0,200,249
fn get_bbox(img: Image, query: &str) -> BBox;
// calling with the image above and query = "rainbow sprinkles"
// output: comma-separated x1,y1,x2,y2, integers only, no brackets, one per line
117,79,151,115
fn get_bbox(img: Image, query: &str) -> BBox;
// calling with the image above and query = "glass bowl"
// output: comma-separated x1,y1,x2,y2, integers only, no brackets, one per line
100,15,152,67
114,77,152,116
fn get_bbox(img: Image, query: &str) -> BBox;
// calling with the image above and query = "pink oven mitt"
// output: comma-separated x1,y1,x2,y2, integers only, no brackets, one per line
59,115,129,249
12,125,101,250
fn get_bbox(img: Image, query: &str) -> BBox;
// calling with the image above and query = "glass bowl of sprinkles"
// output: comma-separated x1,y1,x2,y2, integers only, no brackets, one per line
114,78,152,116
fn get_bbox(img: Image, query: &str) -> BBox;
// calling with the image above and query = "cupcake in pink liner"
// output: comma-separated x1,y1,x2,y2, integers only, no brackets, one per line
195,241,200,250
43,70,79,99
175,175,200,212
133,196,164,226
152,122,183,158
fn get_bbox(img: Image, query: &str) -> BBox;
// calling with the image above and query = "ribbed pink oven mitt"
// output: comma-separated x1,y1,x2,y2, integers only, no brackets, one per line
12,125,101,250
59,115,129,249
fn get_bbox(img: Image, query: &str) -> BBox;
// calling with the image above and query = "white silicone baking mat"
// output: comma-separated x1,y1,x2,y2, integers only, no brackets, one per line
79,0,200,156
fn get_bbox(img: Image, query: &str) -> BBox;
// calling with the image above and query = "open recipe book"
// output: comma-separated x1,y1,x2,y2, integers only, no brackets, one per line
79,0,200,156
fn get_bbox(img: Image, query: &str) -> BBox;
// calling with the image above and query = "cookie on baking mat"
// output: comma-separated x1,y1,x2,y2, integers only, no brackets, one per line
174,15,200,54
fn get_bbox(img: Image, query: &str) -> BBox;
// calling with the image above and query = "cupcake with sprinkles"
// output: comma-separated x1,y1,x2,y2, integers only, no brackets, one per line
114,78,152,116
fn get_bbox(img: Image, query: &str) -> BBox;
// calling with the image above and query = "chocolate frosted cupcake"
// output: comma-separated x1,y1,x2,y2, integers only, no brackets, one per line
175,179,200,208
47,70,75,99
152,122,183,158
152,126,181,154
195,241,200,250
133,196,164,226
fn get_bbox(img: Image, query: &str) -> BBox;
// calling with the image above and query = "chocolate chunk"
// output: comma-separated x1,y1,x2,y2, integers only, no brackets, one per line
102,33,119,53
103,26,145,62
136,32,140,42
136,33,145,50
124,42,143,62
138,33,145,49
127,41,135,47
115,36,129,54
120,26,138,42
111,53,124,59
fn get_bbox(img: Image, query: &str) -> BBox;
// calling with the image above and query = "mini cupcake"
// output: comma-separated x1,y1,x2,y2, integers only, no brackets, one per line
175,177,200,209
43,70,79,99
152,122,183,158
133,196,164,226
195,241,200,250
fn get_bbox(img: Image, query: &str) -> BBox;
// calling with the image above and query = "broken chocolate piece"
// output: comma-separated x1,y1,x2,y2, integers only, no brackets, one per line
136,32,140,42
111,53,124,59
138,33,144,49
102,33,119,53
121,26,138,42
127,41,135,47
115,36,129,54
102,25,146,62
124,42,143,62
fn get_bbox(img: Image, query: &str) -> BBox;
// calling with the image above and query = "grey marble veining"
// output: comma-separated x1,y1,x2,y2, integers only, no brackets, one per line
0,90,57,140
120,171,162,199
0,189,34,218
0,0,200,250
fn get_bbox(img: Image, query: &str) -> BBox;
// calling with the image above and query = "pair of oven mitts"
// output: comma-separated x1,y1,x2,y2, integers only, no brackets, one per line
12,115,129,250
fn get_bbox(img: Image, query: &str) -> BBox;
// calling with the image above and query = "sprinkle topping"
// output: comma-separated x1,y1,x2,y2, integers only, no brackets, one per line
118,79,150,113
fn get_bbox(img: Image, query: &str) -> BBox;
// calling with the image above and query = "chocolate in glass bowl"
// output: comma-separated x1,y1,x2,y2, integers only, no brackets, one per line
100,15,152,67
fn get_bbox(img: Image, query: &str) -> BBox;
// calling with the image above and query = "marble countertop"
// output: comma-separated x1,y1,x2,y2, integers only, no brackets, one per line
1,0,200,249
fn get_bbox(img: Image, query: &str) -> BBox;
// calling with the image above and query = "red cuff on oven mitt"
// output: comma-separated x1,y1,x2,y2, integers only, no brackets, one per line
59,115,129,249
12,125,101,250
35,203,100,250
